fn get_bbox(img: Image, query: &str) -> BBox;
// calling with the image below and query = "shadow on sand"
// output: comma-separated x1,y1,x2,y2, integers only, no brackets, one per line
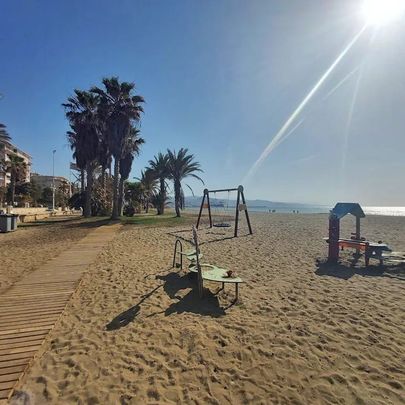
167,229,251,246
18,216,81,227
106,285,163,331
106,270,226,331
65,218,116,229
154,272,226,317
315,258,405,281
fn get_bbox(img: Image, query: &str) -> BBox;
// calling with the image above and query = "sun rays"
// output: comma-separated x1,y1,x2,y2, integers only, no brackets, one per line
242,26,367,184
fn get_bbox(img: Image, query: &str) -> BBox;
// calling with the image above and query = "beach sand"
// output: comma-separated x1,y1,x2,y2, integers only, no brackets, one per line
0,217,98,294
13,213,405,404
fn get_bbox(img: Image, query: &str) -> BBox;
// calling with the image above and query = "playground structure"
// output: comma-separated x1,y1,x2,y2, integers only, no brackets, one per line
326,202,391,266
172,238,202,270
196,185,253,237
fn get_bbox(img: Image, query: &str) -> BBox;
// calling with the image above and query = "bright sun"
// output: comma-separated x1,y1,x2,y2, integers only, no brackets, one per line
362,0,405,26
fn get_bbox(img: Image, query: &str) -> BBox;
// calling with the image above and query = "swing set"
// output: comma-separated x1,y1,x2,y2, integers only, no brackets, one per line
196,185,253,237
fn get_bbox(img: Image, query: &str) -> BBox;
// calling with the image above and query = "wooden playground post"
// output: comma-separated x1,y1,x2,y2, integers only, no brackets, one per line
206,191,213,228
234,187,241,237
355,216,361,254
328,213,340,262
240,186,253,236
196,189,206,229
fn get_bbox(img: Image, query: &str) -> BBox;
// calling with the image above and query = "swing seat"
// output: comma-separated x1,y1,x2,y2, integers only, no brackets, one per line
213,222,231,228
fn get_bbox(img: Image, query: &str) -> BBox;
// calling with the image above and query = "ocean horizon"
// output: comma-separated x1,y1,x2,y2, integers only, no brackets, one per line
246,205,405,216
185,205,405,216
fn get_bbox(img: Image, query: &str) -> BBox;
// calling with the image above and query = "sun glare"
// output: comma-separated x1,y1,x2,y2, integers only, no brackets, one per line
362,0,405,26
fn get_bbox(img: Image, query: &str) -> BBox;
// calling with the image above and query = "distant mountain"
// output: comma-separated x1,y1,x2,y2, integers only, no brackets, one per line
180,195,323,209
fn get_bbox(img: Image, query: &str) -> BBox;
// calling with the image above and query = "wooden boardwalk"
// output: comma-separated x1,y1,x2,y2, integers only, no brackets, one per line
0,223,121,402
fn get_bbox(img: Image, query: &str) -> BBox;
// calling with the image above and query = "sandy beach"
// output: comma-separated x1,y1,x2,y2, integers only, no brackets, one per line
0,217,99,294
10,213,405,404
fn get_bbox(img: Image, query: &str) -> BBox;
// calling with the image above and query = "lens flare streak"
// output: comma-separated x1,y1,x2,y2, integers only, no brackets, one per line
242,26,367,184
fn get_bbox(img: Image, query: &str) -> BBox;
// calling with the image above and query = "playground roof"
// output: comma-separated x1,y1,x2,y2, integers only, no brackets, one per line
331,203,365,219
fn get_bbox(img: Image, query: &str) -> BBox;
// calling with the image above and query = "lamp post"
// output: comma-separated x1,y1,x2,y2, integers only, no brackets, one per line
52,149,56,211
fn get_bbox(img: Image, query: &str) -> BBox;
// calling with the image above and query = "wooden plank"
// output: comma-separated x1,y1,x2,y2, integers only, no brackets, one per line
0,345,41,356
0,357,30,369
0,351,37,363
0,307,66,319
2,291,72,299
0,305,67,314
7,286,76,293
9,281,77,288
18,280,74,288
0,311,63,320
0,294,70,304
0,309,66,320
0,372,21,383
0,315,59,326
0,339,44,351
0,380,15,391
0,303,68,311
0,312,64,322
0,297,70,305
1,388,12,400
0,320,56,330
0,329,50,341
0,365,25,376
0,325,53,336
0,224,121,401
0,321,56,333
0,300,69,309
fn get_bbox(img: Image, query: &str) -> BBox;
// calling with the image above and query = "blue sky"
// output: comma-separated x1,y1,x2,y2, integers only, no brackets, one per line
1,0,404,205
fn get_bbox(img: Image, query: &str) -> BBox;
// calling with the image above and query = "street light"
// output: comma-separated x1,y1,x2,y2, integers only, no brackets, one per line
52,149,56,211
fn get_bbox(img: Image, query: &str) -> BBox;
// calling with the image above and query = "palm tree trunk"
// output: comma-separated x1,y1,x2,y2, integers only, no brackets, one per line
101,166,106,191
84,163,93,218
80,169,85,193
10,173,15,206
118,177,125,216
174,179,181,217
111,157,120,219
159,178,165,215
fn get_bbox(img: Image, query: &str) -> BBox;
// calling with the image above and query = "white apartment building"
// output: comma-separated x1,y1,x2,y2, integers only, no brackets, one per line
0,141,32,188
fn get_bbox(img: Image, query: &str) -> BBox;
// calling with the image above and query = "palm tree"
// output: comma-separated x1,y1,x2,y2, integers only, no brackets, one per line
67,129,86,193
91,77,144,219
63,90,101,217
0,123,11,144
167,148,204,217
98,136,111,191
117,127,144,215
5,150,27,206
148,152,170,215
135,169,158,213
0,124,9,187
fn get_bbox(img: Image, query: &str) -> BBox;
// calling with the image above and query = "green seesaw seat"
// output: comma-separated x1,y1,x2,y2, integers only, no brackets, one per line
172,227,243,302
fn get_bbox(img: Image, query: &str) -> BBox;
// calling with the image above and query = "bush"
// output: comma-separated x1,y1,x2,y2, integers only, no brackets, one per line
123,205,135,217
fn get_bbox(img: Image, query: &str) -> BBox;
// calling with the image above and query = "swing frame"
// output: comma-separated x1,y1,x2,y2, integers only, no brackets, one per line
196,185,253,237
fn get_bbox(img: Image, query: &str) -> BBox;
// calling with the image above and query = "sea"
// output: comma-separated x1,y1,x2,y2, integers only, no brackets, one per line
186,205,405,217
247,205,405,216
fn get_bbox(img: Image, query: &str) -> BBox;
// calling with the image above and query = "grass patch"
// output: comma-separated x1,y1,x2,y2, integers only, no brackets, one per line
120,213,197,228
18,216,110,228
